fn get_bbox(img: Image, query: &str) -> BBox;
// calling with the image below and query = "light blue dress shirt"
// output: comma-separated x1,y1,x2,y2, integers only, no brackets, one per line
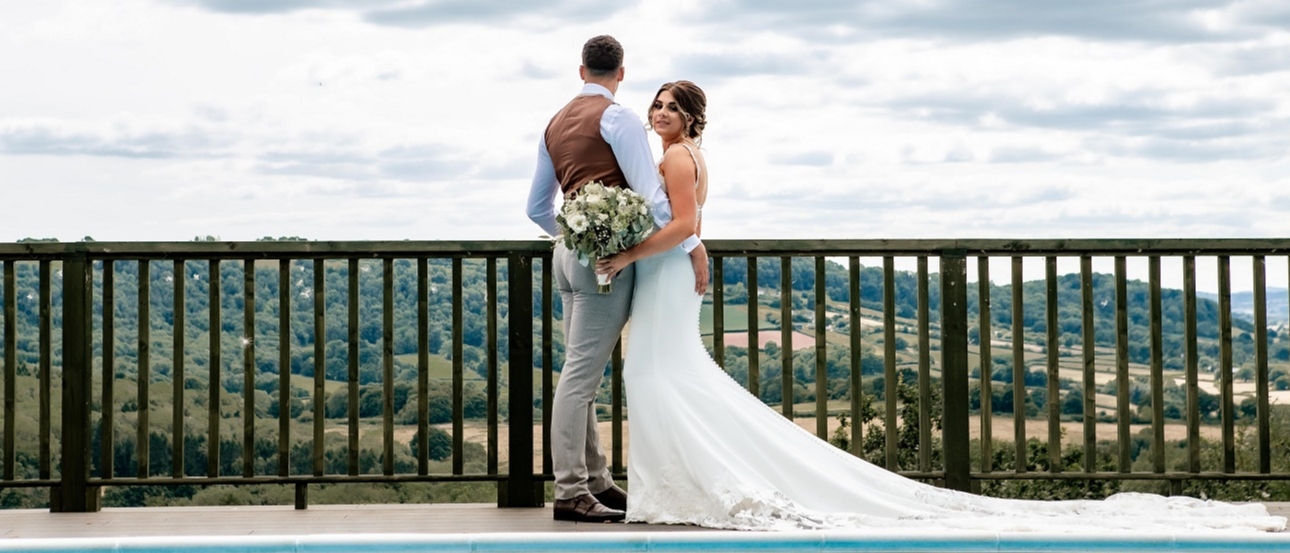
526,83,701,253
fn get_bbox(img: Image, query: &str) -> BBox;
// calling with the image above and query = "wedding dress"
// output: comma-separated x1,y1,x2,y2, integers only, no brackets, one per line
622,246,1285,532
621,150,1285,533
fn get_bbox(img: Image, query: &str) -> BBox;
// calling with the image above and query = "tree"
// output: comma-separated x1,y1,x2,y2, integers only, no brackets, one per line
724,282,748,305
409,428,453,461
428,392,452,424
1060,388,1083,416
1238,397,1258,421
764,341,780,358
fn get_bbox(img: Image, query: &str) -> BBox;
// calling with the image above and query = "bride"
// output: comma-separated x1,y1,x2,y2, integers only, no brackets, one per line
595,82,1286,533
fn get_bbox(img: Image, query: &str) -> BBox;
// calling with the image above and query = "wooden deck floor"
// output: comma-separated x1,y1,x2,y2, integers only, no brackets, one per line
1,503,1286,539
0,504,715,539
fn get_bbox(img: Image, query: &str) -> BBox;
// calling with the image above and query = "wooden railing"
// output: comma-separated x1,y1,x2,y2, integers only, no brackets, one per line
1,239,1288,512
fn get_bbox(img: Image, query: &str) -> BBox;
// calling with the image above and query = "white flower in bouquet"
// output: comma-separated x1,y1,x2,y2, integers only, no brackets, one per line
566,212,589,234
554,181,655,293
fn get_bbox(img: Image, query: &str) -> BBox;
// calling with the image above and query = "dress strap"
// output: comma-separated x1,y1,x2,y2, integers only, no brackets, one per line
678,143,703,221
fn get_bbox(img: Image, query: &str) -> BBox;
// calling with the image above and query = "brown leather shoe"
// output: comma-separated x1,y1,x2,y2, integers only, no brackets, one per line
593,484,627,511
553,494,626,523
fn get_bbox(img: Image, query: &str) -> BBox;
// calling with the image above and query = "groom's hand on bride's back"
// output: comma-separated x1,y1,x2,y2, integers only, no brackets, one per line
689,243,709,296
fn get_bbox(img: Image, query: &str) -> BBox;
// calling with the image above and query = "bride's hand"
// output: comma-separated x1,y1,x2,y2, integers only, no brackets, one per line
596,252,632,278
689,243,709,296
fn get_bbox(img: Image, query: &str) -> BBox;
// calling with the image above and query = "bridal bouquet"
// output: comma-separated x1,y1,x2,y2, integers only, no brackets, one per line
555,181,654,293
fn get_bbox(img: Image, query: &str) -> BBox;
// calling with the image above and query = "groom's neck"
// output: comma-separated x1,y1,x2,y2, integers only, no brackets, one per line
584,76,619,96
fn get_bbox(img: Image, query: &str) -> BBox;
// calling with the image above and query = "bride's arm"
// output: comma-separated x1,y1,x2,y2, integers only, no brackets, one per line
689,172,708,296
596,146,706,292
604,145,698,261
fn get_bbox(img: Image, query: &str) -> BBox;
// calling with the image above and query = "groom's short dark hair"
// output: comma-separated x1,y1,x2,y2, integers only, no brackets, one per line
582,35,623,77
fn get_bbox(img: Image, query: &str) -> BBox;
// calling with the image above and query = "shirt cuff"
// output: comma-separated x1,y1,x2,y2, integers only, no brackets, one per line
680,234,702,253
539,219,560,237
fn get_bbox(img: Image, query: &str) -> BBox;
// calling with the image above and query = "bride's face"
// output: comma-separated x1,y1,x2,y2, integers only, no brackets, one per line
650,90,688,141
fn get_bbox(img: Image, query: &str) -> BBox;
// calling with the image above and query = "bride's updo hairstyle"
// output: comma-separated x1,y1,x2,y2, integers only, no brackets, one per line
648,80,707,145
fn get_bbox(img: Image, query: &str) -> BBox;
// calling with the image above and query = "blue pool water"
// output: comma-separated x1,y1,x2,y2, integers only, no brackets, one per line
2,531,1290,553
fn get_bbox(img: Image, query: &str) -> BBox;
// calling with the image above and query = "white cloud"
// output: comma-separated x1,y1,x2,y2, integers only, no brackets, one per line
690,0,1290,44
0,0,1287,292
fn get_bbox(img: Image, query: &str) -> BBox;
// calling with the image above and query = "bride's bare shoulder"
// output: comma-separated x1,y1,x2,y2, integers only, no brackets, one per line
660,144,697,172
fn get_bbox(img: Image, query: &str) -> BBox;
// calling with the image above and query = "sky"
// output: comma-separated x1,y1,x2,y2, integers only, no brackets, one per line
2,0,1289,290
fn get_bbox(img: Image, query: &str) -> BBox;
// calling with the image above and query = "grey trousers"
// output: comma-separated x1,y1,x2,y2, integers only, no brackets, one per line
551,244,634,500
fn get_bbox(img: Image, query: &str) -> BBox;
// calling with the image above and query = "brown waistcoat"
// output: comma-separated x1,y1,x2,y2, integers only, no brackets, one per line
544,94,628,196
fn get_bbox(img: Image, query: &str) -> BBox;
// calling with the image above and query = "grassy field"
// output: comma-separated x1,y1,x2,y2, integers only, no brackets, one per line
393,353,487,381
698,303,778,334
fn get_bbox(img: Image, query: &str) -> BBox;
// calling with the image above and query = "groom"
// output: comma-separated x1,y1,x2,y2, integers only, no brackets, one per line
526,35,703,522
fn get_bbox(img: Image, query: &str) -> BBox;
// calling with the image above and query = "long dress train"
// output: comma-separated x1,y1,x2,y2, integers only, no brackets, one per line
622,246,1286,532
